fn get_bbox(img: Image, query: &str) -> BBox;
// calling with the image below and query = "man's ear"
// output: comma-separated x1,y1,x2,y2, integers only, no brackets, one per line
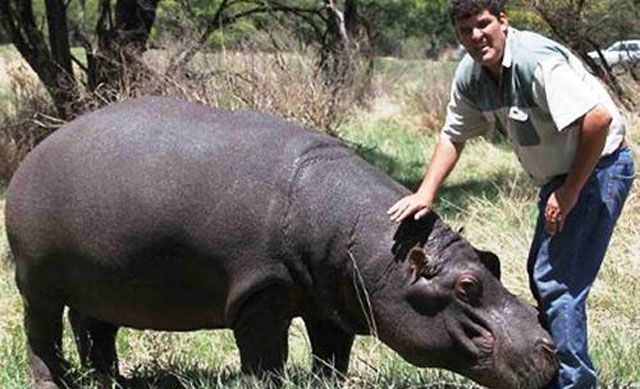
499,11,509,31
474,248,501,280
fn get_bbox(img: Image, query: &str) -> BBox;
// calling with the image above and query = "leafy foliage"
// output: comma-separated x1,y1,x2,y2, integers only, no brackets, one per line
509,0,640,107
510,0,640,48
351,0,455,58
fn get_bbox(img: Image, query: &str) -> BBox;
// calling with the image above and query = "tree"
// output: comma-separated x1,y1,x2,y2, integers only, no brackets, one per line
0,0,161,118
318,0,372,82
1,0,375,119
356,0,455,58
512,0,640,108
164,0,327,74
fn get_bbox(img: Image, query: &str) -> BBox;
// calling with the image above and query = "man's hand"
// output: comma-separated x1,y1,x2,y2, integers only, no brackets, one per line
544,184,580,235
387,137,464,223
544,104,610,235
387,193,432,222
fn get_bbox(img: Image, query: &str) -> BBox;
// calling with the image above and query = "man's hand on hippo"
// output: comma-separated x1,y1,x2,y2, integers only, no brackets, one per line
387,192,433,222
388,137,462,223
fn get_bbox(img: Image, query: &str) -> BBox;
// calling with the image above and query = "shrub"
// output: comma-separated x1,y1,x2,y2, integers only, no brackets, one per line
0,64,59,183
402,62,456,132
0,40,367,184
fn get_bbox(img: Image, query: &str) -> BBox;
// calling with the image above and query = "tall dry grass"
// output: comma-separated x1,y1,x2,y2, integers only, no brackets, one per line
0,40,366,184
0,64,62,182
402,62,456,131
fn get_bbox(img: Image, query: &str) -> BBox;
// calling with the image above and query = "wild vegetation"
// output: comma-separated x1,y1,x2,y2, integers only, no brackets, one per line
1,43,639,387
1,0,640,387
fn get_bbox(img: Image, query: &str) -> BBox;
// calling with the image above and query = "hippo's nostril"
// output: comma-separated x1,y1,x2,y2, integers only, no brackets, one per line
536,337,557,357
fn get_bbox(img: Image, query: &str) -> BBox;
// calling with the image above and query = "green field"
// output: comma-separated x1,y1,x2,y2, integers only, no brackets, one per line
1,48,639,388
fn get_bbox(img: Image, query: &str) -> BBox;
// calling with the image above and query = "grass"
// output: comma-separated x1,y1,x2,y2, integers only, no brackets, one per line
1,46,640,387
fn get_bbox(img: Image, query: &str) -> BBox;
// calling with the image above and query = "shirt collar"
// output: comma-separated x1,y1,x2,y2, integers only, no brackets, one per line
502,27,514,68
471,26,514,79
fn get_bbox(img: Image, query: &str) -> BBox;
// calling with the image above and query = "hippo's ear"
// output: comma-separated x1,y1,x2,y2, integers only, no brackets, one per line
408,247,437,283
474,248,501,280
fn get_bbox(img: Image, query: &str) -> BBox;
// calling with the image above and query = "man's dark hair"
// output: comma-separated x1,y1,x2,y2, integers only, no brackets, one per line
449,0,504,22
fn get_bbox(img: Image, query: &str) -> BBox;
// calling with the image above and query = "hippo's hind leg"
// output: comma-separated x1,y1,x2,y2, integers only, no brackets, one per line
68,310,120,385
302,317,354,377
23,301,73,389
233,286,292,377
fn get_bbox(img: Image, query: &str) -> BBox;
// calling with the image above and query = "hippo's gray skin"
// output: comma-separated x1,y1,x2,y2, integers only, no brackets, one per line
5,96,557,388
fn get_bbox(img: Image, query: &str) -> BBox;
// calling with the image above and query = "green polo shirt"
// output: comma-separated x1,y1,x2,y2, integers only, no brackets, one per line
441,27,626,185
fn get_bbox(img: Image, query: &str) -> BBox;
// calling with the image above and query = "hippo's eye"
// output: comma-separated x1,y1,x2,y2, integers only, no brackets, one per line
455,274,482,304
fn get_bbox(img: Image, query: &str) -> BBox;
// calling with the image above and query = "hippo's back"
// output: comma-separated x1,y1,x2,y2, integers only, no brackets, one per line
7,96,343,243
10,96,335,199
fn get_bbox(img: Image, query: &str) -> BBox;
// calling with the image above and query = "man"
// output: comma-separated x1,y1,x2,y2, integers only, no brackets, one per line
387,1,635,388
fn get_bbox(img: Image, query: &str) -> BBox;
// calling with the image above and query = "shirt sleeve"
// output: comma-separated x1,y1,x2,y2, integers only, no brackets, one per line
532,59,599,131
440,81,489,143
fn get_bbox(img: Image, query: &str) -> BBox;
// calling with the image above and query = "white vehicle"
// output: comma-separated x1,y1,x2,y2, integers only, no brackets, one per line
587,40,640,68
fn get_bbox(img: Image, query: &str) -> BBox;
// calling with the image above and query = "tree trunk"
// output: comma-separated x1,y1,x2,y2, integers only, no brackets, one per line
320,0,354,81
0,0,77,118
90,0,160,91
45,0,73,75
115,0,160,50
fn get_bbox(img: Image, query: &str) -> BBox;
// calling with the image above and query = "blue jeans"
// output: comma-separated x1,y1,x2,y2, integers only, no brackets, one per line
527,147,635,389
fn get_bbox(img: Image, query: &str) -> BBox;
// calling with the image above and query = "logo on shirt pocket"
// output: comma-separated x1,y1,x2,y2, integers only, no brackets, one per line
508,106,540,147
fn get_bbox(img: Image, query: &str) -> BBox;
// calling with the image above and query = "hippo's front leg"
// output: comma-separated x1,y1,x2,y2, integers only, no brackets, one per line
232,285,292,376
303,317,354,376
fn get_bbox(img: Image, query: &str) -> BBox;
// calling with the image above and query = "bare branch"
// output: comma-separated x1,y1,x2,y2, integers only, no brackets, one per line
325,0,350,47
168,1,323,74
71,54,89,73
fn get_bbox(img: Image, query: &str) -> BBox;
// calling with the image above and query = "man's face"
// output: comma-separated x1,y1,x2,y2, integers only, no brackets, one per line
454,9,509,75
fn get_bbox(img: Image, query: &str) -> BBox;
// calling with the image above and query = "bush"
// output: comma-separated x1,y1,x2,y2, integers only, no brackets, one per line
0,64,59,184
0,38,368,184
402,61,456,132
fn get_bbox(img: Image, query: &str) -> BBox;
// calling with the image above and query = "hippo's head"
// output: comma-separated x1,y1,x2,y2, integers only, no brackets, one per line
367,215,558,388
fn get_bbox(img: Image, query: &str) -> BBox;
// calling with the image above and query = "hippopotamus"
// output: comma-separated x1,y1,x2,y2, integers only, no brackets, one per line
5,96,557,388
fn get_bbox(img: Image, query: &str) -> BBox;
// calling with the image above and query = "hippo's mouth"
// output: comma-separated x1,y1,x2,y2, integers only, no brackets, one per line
445,308,496,364
444,309,558,389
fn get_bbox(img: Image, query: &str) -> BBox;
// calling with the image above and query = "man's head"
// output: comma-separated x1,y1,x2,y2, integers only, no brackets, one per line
449,0,509,76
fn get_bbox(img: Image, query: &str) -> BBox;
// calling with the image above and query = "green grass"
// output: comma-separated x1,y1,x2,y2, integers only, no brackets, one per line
1,48,639,387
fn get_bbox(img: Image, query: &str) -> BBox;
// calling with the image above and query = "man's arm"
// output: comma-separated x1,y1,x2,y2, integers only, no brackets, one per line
387,136,465,222
544,104,611,235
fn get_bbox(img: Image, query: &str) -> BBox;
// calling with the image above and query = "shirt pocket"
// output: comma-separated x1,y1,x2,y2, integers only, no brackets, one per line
508,106,541,147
